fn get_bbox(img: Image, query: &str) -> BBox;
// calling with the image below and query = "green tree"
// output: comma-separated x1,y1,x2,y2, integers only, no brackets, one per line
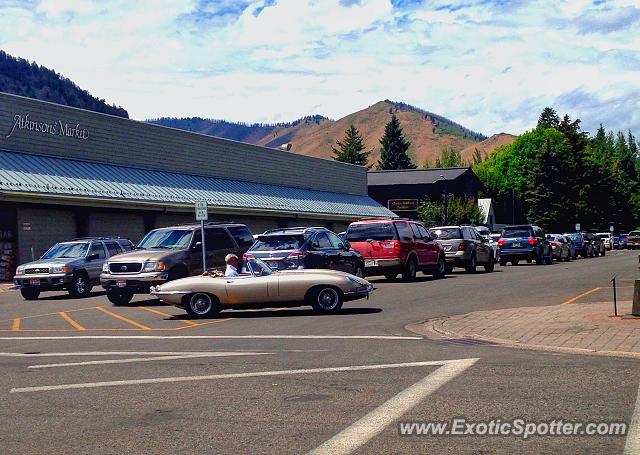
537,107,560,129
331,124,371,167
417,196,484,227
471,148,484,165
376,114,417,170
435,147,463,168
417,199,444,227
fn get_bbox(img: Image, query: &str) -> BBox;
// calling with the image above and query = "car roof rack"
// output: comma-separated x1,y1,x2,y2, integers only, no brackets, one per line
261,226,326,235
71,236,126,241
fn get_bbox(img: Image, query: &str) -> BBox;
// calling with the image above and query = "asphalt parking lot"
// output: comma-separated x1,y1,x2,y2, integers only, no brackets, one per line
1,250,639,454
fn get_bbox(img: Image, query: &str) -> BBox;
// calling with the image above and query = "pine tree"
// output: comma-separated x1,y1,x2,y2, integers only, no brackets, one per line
537,107,560,129
376,114,417,170
331,124,371,167
435,147,463,168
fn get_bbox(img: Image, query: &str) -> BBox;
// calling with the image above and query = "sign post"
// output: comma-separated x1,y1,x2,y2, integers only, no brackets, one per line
195,201,208,273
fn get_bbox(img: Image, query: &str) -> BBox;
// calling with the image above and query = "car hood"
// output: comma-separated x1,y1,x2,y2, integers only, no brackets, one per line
106,249,176,262
19,257,80,268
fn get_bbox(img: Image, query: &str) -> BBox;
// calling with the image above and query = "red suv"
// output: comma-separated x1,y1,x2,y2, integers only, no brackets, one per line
345,219,446,281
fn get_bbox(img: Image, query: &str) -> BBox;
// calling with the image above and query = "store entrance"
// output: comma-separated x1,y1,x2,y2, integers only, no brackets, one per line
0,205,17,282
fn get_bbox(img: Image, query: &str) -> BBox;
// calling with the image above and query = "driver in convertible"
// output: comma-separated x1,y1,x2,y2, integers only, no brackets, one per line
224,254,240,277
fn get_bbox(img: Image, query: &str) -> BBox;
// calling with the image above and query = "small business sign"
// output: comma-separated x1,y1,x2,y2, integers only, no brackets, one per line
5,113,89,140
388,199,419,211
195,201,208,221
22,222,31,231
575,223,581,231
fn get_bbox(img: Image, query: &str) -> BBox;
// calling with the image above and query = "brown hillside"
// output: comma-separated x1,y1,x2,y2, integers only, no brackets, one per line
460,133,517,162
255,100,480,167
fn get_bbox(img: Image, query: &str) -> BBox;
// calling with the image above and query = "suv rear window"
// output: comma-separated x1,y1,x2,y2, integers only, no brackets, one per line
433,228,462,240
346,223,398,242
502,228,533,238
630,231,640,236
227,226,255,248
252,235,304,251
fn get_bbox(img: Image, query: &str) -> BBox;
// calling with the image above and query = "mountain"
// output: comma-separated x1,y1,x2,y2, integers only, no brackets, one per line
151,100,487,167
460,133,517,162
0,50,128,118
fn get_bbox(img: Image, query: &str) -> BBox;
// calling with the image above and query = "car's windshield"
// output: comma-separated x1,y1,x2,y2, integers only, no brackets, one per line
432,228,462,240
41,242,89,259
547,235,559,241
252,235,304,251
490,234,501,241
244,258,274,276
503,228,532,238
565,233,581,242
137,229,193,250
346,223,398,242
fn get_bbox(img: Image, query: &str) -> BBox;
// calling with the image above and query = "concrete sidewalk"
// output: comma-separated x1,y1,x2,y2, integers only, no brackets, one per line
412,300,640,359
0,282,15,292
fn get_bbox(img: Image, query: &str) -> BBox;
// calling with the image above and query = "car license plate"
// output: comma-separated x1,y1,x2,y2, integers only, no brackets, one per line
116,279,127,288
512,242,521,248
365,259,377,267
29,278,40,286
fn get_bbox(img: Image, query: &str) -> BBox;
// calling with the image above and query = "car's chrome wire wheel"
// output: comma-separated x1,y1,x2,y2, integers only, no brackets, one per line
189,293,212,315
317,288,340,310
75,277,85,294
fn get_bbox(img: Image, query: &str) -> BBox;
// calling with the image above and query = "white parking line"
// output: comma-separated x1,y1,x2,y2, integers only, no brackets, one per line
0,351,262,357
0,335,423,341
308,358,478,455
9,358,476,394
624,379,640,455
28,352,273,369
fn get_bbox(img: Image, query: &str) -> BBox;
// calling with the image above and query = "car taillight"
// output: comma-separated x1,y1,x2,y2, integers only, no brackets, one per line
528,238,538,246
458,242,466,251
287,250,309,260
387,240,400,253
551,241,558,247
497,239,506,247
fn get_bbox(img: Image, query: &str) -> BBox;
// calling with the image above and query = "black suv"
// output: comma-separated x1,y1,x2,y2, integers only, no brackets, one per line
101,222,254,305
245,227,365,277
498,225,553,266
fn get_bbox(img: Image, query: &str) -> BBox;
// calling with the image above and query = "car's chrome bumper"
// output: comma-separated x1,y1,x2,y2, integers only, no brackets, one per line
344,283,374,300
149,286,190,296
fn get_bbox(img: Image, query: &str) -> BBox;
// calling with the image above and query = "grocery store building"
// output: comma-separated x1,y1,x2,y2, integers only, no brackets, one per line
0,92,395,275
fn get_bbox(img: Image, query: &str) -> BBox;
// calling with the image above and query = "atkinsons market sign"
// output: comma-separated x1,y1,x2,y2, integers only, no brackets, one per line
5,113,89,140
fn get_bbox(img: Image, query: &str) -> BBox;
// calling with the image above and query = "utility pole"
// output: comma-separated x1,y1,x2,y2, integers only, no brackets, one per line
440,174,448,224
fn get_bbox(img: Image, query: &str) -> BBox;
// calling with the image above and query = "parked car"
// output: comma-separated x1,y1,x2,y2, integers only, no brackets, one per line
101,222,254,305
151,257,374,317
498,225,552,266
432,225,495,273
619,233,629,249
564,232,593,258
475,226,500,263
627,231,640,249
596,232,613,250
345,219,446,281
547,234,572,262
245,227,365,277
613,236,621,250
14,237,133,300
585,232,605,256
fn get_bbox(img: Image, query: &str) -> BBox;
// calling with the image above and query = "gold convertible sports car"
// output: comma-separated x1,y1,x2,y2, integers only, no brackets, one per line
150,258,374,318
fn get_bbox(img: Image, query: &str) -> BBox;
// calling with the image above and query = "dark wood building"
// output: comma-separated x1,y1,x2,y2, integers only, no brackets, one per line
367,167,485,219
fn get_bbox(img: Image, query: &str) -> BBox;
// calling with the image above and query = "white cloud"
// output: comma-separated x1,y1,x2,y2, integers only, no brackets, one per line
0,0,638,136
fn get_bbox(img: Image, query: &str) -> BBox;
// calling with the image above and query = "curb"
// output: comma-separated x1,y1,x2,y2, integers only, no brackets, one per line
0,283,15,292
406,318,640,361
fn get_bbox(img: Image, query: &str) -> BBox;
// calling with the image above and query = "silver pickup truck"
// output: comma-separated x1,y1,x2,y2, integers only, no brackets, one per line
13,237,133,300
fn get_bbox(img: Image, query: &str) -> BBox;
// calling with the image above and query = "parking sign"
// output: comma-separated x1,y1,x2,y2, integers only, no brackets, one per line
575,223,580,231
195,201,208,221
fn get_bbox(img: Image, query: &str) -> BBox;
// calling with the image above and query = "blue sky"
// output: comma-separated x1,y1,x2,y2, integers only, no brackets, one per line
0,0,638,136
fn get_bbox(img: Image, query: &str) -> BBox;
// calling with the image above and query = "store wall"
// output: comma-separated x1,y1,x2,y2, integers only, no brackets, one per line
17,207,77,264
0,92,368,195
88,212,147,244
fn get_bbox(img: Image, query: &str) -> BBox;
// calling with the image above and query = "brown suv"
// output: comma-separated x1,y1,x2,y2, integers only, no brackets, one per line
100,222,254,305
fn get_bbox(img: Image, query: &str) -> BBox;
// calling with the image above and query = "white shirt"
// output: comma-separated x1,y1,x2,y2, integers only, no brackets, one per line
225,264,239,277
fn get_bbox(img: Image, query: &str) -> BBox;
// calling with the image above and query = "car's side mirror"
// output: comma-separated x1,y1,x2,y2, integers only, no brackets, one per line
343,241,351,250
87,253,99,261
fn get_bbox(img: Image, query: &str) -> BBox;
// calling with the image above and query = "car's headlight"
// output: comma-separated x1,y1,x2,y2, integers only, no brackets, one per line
346,276,364,286
51,265,70,273
102,263,110,272
143,261,166,272
16,265,25,275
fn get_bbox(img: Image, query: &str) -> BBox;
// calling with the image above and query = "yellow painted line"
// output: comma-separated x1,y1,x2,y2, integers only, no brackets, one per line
95,307,151,330
138,307,199,327
562,287,602,305
0,306,100,324
58,312,86,331
11,318,20,331
174,318,235,330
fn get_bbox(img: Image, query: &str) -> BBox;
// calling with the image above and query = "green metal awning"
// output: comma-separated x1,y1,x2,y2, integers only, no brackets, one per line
0,150,396,219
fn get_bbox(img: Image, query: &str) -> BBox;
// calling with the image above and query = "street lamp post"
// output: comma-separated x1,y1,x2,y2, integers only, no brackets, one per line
439,174,448,224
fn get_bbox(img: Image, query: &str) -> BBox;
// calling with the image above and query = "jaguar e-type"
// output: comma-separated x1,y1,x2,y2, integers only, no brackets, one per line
150,258,374,318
